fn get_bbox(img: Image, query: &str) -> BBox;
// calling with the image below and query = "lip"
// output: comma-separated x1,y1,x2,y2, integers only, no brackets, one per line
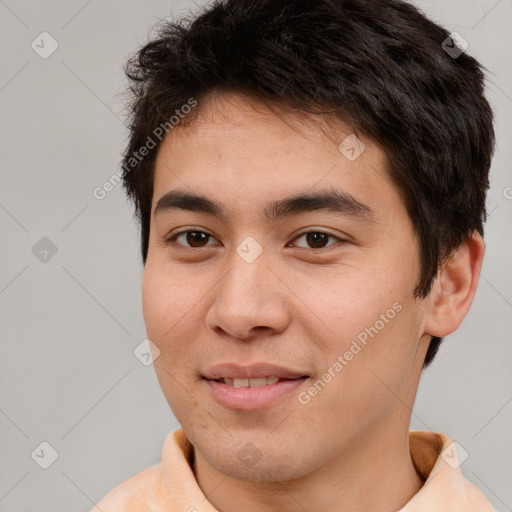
202,362,309,380
205,377,309,410
202,362,310,411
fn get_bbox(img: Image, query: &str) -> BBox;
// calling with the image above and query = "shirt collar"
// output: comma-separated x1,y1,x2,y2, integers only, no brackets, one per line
160,429,495,511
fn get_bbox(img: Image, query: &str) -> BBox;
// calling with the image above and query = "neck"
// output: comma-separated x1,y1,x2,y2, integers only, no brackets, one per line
193,420,424,512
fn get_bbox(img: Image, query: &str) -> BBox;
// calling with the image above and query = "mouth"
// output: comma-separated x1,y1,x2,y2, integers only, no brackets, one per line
202,362,309,381
202,362,310,411
212,376,306,387
202,364,310,410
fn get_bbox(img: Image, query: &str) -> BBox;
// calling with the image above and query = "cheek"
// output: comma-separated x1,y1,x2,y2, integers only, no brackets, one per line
141,258,205,350
295,266,404,348
298,262,422,396
297,303,422,436
141,260,208,415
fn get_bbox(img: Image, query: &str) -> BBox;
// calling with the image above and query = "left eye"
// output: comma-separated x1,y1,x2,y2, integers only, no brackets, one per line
290,231,341,249
166,230,341,249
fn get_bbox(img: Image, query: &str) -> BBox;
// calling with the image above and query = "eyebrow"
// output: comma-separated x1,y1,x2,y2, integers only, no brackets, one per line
153,188,376,224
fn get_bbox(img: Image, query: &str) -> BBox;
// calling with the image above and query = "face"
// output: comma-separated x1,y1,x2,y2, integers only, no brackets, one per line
143,93,432,482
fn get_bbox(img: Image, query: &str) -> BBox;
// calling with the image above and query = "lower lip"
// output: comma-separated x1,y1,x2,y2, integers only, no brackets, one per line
204,378,309,411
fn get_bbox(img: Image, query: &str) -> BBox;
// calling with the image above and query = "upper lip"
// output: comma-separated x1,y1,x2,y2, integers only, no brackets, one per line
203,363,309,380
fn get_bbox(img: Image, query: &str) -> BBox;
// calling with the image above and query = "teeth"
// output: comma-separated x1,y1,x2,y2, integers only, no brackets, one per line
222,376,281,387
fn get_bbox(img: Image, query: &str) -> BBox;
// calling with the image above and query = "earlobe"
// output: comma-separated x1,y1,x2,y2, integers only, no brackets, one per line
423,232,485,337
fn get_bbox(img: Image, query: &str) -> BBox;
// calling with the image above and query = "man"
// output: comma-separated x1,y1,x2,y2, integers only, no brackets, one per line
93,0,496,510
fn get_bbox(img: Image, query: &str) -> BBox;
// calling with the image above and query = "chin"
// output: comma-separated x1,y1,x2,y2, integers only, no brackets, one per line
207,451,312,482
192,432,318,483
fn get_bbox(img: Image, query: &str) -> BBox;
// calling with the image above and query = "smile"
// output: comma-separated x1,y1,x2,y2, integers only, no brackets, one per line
216,376,283,387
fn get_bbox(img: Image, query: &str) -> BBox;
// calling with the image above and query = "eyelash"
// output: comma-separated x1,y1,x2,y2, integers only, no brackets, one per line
165,229,344,250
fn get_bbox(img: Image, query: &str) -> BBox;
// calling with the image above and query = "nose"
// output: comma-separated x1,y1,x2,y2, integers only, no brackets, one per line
205,247,291,341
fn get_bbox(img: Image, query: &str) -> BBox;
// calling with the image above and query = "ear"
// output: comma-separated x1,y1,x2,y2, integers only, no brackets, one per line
423,231,485,337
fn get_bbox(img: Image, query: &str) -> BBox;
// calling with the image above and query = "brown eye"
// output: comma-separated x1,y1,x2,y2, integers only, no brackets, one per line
292,231,340,249
167,230,216,248
185,231,210,247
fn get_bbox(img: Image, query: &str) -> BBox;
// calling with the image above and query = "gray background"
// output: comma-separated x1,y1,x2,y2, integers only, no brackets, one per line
0,0,511,510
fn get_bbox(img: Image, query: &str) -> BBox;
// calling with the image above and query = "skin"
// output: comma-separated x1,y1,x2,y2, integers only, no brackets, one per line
142,92,485,512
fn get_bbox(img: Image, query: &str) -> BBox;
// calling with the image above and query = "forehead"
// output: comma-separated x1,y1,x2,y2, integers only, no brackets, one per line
152,93,405,227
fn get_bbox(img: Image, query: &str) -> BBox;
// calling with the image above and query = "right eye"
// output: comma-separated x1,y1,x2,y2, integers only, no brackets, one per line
166,229,219,248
